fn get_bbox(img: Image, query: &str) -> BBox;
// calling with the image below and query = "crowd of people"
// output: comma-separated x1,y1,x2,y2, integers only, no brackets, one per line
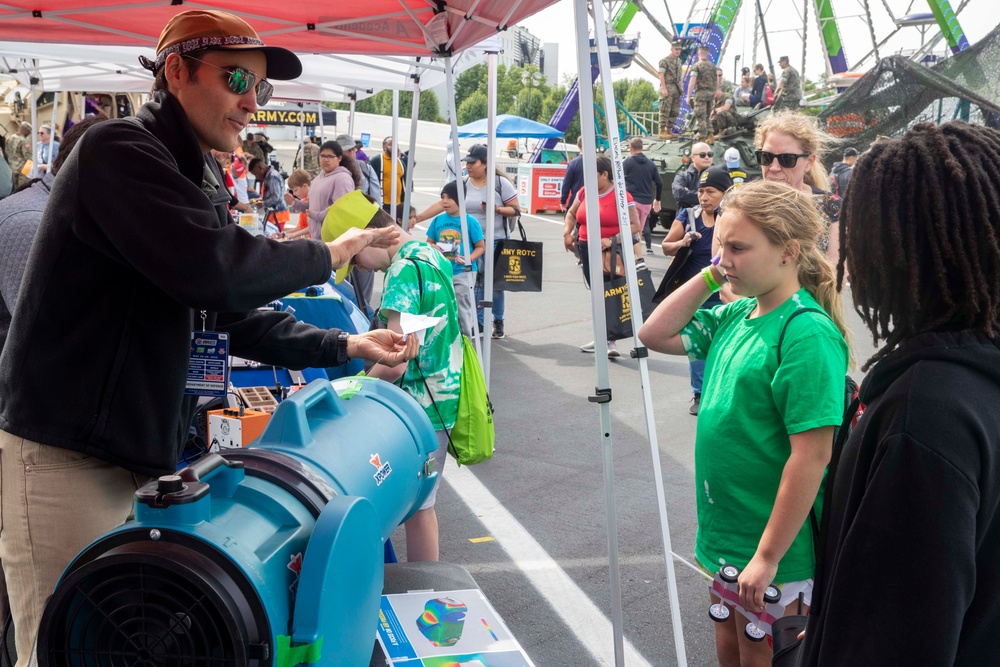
564,45,998,664
0,8,997,667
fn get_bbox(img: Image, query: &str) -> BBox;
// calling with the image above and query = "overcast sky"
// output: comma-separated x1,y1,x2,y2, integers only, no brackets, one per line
519,0,996,88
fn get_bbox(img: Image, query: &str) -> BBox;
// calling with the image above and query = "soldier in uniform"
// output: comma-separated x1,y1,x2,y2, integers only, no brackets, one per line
294,137,320,178
241,133,266,163
657,41,684,139
5,122,32,190
711,86,741,137
773,55,802,111
686,44,718,142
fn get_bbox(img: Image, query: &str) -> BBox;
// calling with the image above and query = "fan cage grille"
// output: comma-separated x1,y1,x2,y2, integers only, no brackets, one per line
39,533,270,667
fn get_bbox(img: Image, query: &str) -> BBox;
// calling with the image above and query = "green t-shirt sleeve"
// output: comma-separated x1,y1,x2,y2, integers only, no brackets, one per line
679,300,738,361
772,323,848,434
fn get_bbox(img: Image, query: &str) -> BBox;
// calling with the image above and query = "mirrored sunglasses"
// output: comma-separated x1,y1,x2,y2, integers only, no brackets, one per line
756,150,811,168
185,56,274,106
694,151,714,158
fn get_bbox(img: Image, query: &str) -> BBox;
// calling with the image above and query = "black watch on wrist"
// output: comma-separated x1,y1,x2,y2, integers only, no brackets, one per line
336,331,351,366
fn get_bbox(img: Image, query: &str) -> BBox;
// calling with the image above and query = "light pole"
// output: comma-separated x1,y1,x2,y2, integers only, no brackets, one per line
520,70,543,120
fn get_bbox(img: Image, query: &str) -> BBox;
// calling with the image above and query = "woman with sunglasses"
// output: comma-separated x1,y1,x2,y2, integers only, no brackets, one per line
755,111,842,263
639,179,850,667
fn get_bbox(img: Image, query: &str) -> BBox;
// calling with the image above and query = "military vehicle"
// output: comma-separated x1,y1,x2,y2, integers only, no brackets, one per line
0,87,143,140
642,106,769,226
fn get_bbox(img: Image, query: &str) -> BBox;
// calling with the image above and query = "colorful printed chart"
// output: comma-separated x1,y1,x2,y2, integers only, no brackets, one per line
376,589,535,666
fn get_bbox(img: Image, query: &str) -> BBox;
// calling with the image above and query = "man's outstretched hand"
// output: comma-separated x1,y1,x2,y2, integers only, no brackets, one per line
347,329,419,367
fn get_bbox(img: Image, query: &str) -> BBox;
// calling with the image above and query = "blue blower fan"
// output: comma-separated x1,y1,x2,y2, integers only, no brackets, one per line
37,377,438,666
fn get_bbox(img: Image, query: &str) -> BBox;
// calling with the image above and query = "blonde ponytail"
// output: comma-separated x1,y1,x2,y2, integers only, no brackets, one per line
797,243,854,367
723,180,854,366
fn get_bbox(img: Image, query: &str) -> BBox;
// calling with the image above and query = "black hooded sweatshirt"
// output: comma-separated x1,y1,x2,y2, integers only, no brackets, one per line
622,152,663,205
0,91,340,477
800,330,1000,666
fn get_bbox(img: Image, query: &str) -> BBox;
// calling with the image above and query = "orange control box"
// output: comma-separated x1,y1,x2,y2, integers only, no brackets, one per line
207,408,271,451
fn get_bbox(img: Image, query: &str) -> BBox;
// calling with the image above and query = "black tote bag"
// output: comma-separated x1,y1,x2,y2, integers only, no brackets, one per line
603,238,655,340
494,220,543,292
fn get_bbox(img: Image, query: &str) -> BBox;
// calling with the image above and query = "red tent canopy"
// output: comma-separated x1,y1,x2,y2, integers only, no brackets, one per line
0,0,555,56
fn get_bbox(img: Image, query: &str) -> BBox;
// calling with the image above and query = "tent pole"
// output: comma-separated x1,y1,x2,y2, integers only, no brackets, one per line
401,78,421,231
445,57,481,360
481,49,499,382
299,102,305,171
29,74,37,173
318,101,325,145
348,94,356,138
47,91,59,173
593,0,689,662
390,89,400,222
572,0,624,663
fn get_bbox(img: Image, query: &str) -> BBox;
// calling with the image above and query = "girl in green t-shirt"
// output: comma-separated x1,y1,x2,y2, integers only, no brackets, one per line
639,179,850,667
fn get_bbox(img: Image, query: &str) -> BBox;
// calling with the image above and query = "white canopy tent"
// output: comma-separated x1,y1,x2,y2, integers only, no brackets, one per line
0,41,485,102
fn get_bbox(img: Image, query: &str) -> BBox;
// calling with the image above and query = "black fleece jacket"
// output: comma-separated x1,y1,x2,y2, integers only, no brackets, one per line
800,330,1000,666
0,91,340,477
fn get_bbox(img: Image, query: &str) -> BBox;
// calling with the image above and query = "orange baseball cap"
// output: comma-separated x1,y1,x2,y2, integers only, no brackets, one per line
141,10,301,80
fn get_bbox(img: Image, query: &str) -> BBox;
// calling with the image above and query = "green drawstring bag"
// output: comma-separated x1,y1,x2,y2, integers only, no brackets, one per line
417,334,496,466
448,335,495,465
417,334,494,466
407,256,494,466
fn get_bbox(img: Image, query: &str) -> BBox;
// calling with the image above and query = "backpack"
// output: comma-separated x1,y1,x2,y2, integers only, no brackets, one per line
465,173,519,237
406,259,495,466
764,84,775,106
360,160,382,201
778,308,862,442
448,334,495,465
778,307,864,558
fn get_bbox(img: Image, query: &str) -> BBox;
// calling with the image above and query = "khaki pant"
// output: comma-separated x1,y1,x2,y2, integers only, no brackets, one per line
773,96,800,112
691,91,716,140
453,270,477,339
658,93,681,135
713,109,741,135
0,430,144,666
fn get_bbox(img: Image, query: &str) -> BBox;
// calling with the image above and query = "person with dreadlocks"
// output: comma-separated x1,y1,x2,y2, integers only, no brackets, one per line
798,121,1000,666
639,179,850,667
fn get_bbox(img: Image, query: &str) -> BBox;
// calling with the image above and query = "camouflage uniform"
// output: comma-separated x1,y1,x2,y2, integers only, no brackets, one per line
774,64,802,111
658,54,683,136
688,58,717,140
5,133,31,189
294,141,320,177
711,92,741,136
241,138,266,164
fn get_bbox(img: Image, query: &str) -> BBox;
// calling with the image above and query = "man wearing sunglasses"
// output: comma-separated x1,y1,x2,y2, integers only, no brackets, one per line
0,11,419,663
671,141,715,214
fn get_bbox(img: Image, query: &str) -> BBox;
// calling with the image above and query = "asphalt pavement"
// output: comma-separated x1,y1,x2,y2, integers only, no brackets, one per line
277,140,880,667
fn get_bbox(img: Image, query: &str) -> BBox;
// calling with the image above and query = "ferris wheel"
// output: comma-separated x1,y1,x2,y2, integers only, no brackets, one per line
618,0,971,85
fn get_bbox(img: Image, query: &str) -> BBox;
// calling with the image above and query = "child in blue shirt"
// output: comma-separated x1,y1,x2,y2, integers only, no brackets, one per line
426,180,485,337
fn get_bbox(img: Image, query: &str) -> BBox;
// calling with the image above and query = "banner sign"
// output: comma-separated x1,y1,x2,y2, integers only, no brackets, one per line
249,107,337,127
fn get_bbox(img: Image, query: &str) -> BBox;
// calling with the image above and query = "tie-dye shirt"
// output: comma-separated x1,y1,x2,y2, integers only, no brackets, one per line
379,240,462,429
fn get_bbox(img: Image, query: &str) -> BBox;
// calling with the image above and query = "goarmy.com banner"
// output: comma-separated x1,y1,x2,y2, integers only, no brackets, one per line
248,108,338,127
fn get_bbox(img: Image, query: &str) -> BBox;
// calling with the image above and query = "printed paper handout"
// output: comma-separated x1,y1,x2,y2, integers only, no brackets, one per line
376,589,534,666
399,312,444,344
